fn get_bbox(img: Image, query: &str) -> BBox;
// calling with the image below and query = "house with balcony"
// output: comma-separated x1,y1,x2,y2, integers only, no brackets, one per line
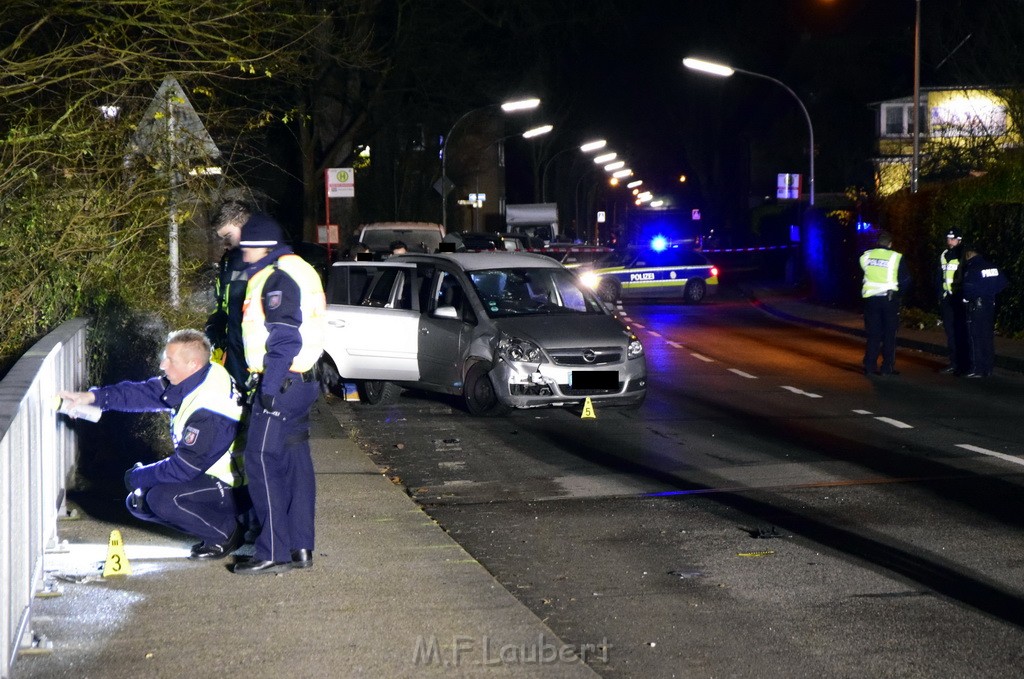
871,86,1021,195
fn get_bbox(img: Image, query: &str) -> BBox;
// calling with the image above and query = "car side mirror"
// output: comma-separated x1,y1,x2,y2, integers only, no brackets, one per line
433,305,459,319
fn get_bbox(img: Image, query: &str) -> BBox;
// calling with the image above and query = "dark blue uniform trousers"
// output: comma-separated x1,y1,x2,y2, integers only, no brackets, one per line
126,475,240,545
863,294,900,373
244,379,319,563
967,298,996,375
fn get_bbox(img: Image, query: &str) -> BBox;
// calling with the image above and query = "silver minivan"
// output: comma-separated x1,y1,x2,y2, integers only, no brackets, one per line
319,252,647,415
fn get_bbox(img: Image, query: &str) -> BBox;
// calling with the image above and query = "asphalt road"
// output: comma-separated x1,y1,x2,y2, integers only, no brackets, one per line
331,285,1024,678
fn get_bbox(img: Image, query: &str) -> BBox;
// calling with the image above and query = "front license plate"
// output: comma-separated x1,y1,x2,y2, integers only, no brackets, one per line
571,370,618,389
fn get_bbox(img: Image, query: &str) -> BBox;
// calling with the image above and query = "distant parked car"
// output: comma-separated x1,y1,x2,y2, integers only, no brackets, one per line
578,246,719,303
318,252,647,415
357,222,445,257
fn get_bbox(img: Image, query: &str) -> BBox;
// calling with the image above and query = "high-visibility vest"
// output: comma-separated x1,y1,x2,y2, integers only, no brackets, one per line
860,248,902,298
171,362,245,487
242,254,326,374
940,250,960,296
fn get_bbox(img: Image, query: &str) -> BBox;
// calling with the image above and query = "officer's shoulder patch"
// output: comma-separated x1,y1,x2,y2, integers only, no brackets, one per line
266,290,283,310
183,426,200,446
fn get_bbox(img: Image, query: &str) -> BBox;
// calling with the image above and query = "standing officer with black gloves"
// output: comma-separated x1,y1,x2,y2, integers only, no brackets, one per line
59,329,247,559
232,214,326,575
960,247,1009,378
937,228,965,374
206,199,256,389
859,230,911,376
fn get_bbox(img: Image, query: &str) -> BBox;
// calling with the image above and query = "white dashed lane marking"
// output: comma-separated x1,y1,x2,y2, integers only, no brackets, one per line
957,444,1024,467
873,416,913,429
728,368,758,379
781,386,823,399
667,341,684,349
691,353,715,363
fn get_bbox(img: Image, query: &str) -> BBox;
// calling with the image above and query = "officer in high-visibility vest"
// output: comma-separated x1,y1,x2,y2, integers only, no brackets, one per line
206,199,256,389
937,228,965,374
59,329,247,559
859,230,911,376
232,214,326,575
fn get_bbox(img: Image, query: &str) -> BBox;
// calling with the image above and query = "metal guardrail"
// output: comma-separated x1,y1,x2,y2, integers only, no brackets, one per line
1,318,89,679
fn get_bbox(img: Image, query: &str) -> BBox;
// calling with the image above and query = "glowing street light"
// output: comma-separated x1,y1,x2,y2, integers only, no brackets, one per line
579,139,608,153
521,124,553,139
612,168,633,178
684,56,815,206
603,160,625,172
540,138,607,202
593,152,617,164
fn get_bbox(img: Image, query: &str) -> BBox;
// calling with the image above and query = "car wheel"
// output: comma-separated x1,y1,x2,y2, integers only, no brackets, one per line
597,279,620,304
684,279,706,304
316,356,344,399
357,380,401,405
463,362,509,416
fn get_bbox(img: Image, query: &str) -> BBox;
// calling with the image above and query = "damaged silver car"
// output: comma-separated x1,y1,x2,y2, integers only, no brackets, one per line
318,252,647,415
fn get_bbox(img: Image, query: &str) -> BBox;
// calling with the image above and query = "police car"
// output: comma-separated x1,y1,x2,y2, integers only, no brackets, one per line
578,241,719,303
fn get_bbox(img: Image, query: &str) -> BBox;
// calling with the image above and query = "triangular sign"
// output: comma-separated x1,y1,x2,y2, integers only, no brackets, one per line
581,397,597,419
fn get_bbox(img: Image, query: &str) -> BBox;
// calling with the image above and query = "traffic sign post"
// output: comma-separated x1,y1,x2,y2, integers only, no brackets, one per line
324,168,355,261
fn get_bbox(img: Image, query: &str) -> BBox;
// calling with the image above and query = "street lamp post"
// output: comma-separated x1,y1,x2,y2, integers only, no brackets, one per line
684,57,815,207
911,0,921,193
440,97,540,230
540,139,607,202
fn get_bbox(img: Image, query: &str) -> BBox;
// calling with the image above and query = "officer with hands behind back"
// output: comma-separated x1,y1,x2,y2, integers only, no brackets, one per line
960,246,1009,378
59,329,248,560
860,230,911,376
232,214,326,575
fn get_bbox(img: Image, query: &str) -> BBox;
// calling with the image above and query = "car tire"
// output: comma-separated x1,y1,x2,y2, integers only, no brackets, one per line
597,279,620,304
316,356,344,399
357,380,401,405
683,279,706,304
463,362,509,417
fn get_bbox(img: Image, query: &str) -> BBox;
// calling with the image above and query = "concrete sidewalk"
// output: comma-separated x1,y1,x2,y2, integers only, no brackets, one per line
747,283,1024,375
15,403,599,679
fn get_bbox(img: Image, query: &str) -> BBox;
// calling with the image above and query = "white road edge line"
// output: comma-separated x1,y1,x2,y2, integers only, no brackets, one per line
874,416,913,429
780,386,823,399
691,353,715,363
956,444,1024,467
728,368,757,379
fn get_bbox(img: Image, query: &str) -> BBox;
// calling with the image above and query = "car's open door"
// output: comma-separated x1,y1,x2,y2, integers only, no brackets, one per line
323,261,420,381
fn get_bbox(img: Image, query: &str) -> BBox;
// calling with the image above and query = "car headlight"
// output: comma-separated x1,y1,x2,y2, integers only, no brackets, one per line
627,333,644,359
578,271,600,289
497,334,546,363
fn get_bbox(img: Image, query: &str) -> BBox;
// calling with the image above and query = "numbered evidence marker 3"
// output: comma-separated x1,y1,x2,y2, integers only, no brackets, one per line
103,529,132,577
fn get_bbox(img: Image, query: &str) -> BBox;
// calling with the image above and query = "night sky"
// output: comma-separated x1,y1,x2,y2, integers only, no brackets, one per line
501,0,1016,217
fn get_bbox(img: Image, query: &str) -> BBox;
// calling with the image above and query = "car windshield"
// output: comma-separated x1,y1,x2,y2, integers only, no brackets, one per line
468,267,606,317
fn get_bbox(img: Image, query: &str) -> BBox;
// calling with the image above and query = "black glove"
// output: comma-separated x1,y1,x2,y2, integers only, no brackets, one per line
124,462,143,491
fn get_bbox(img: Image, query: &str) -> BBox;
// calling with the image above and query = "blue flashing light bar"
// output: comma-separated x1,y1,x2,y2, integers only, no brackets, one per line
650,235,668,252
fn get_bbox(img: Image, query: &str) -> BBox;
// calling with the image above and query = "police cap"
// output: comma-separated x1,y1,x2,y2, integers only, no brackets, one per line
239,213,285,248
945,228,963,240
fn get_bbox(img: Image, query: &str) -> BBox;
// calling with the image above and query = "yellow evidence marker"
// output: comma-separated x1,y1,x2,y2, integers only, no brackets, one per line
581,397,597,419
102,529,132,577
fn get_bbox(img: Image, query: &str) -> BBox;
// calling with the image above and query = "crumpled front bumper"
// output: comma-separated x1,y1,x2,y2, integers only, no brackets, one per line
488,357,647,409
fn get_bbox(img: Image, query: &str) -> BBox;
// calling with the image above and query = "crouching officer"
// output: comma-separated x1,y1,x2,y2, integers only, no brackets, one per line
59,329,248,559
233,214,326,575
961,247,1009,378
